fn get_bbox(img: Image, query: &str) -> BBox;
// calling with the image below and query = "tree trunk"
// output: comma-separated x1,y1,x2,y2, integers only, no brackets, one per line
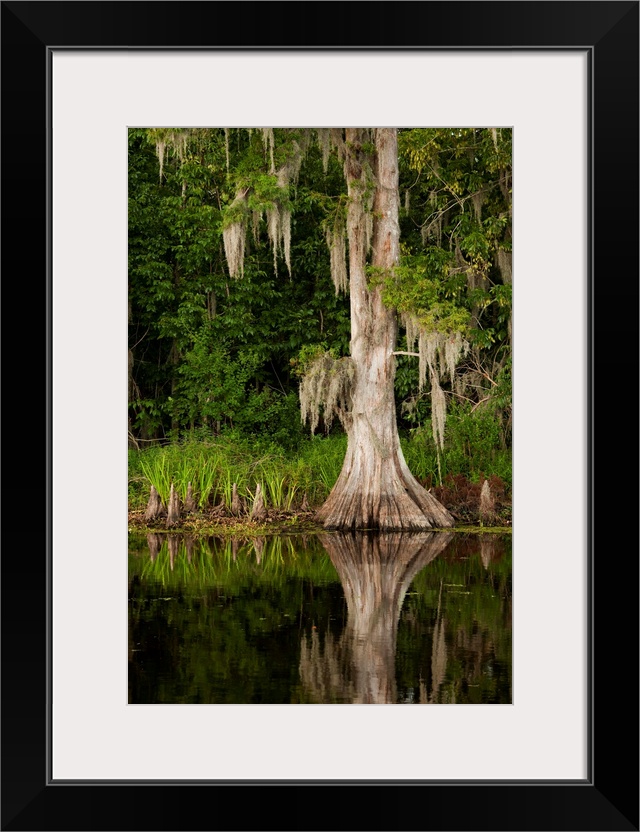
316,128,455,531
299,531,454,703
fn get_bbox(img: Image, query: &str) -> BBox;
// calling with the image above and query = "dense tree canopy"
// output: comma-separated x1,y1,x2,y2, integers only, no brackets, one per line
128,127,511,527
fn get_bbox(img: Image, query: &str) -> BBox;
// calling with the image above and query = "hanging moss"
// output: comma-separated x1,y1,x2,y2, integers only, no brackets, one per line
471,190,486,222
401,316,470,451
325,213,348,295
151,128,189,182
299,354,355,435
430,373,447,451
223,127,230,174
262,127,276,173
222,189,249,278
222,219,246,279
317,128,332,173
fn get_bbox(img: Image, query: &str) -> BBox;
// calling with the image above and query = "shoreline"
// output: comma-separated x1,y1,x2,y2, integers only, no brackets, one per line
128,508,512,537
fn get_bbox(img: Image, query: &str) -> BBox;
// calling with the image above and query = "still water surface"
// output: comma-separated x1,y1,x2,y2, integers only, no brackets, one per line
129,531,511,704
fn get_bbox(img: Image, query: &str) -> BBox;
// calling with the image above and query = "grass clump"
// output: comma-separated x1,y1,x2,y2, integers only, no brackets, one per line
401,403,512,489
128,412,511,525
128,434,349,515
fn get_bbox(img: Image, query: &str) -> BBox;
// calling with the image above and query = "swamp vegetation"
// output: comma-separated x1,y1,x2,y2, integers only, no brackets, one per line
128,126,512,702
129,126,512,532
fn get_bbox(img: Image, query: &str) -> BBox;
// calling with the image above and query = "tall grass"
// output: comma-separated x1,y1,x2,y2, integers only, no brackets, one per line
129,416,511,513
139,454,172,503
128,435,348,513
299,434,347,495
402,407,512,488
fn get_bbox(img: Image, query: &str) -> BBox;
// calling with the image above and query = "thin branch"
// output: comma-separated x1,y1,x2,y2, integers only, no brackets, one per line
471,396,492,412
129,328,150,352
447,391,478,406
478,371,498,387
414,198,457,231
426,163,464,209
269,361,287,395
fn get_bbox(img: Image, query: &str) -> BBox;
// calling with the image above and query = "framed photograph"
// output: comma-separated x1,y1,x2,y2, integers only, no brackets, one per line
3,2,637,830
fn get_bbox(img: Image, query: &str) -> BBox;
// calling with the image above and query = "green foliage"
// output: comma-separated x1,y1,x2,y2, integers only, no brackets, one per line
393,127,512,419
289,343,339,378
129,126,511,481
129,413,511,514
299,434,348,493
129,128,350,445
401,401,512,487
382,253,472,334
128,434,351,513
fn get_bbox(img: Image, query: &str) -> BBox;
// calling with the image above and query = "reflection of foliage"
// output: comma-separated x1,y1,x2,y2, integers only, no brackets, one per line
129,532,511,704
129,533,344,704
396,535,512,703
129,532,339,590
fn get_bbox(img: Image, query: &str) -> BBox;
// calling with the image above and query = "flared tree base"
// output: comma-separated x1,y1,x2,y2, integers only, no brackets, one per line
316,450,455,531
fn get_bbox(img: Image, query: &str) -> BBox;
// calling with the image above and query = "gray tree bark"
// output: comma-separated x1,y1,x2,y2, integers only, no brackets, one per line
316,129,455,531
166,483,181,528
144,485,165,523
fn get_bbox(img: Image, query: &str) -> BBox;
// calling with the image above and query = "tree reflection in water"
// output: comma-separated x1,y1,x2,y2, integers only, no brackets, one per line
299,531,454,704
129,531,510,704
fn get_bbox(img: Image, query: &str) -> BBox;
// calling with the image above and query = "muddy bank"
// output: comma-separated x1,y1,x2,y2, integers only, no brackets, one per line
129,494,511,537
128,506,325,536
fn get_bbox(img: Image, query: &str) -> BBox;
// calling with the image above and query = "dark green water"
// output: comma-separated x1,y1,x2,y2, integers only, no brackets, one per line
128,530,511,704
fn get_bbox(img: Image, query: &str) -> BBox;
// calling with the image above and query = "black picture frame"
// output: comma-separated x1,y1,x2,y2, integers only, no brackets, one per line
2,2,638,830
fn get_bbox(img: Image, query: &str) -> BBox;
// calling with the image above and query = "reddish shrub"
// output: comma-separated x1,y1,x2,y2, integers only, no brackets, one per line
432,474,511,525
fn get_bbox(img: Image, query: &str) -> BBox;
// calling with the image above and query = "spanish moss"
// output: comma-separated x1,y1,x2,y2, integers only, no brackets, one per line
299,353,355,435
402,317,469,451
325,215,348,295
262,127,275,173
222,191,248,279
